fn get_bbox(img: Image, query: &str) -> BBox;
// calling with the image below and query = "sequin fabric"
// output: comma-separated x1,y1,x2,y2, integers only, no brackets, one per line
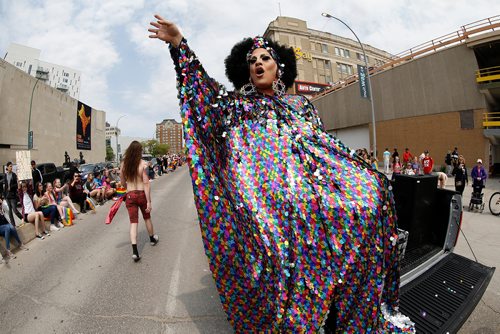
170,39,415,333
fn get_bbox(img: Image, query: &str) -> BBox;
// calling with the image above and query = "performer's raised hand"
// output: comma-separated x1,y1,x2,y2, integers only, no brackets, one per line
149,14,183,47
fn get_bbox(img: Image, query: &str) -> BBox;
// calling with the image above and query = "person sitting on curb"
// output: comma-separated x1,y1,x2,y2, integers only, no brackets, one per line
0,198,28,263
33,182,60,232
53,178,80,215
45,182,66,228
18,181,49,239
83,173,101,205
70,172,88,214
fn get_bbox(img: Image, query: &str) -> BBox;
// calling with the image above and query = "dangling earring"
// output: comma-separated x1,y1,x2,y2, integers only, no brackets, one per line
239,78,257,96
272,79,286,96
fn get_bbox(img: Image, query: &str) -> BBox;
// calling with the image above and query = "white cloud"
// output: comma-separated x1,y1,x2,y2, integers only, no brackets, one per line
2,0,500,138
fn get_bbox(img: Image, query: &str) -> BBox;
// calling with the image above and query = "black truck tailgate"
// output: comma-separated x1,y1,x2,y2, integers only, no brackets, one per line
399,253,495,334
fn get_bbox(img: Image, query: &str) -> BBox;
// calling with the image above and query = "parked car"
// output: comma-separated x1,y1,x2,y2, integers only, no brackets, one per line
94,162,107,175
105,162,115,169
79,163,98,180
37,163,67,185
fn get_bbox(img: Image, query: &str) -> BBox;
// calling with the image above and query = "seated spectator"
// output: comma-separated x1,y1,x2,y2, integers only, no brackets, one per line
411,156,421,175
18,181,48,239
45,182,66,228
69,173,88,213
53,178,80,214
93,172,107,204
83,173,101,204
33,182,61,232
101,175,116,200
110,168,122,186
403,162,415,175
1,198,27,262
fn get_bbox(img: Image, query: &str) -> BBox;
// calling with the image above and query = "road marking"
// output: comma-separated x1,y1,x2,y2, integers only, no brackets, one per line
165,252,182,315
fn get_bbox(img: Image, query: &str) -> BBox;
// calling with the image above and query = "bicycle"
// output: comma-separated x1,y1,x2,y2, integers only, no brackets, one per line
488,191,500,215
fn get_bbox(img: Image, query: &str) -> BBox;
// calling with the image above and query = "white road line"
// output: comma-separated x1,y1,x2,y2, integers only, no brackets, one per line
165,251,182,315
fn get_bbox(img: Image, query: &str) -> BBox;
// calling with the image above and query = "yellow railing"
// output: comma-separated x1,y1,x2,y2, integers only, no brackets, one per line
483,112,500,128
476,66,500,83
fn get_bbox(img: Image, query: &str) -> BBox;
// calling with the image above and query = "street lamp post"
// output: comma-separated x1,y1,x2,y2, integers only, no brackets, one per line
28,77,41,150
322,12,377,158
115,115,126,165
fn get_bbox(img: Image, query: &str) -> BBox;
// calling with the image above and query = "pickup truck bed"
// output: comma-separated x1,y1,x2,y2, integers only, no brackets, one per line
400,253,494,333
394,175,495,333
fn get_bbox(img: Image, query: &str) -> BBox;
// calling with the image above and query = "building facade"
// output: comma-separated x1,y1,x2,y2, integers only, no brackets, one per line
264,16,393,97
155,119,184,154
4,43,81,99
310,18,500,170
0,58,105,167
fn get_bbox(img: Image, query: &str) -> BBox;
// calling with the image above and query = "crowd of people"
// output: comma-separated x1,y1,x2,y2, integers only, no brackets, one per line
373,146,488,193
0,154,184,264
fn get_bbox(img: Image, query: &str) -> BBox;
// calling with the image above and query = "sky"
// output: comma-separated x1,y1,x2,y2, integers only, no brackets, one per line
1,0,499,138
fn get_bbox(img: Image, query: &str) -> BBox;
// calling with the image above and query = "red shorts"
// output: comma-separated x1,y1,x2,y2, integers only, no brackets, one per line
125,190,151,224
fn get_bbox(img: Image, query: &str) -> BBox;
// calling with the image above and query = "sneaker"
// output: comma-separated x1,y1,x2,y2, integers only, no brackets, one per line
150,234,159,246
36,234,45,240
43,230,51,236
57,222,65,228
132,254,141,262
50,225,60,231
5,250,15,263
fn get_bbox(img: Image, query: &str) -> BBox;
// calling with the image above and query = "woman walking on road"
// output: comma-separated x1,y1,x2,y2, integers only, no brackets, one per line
120,141,159,262
148,14,413,333
452,155,468,195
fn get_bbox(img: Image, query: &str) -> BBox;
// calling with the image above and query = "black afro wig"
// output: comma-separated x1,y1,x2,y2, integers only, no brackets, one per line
224,37,297,90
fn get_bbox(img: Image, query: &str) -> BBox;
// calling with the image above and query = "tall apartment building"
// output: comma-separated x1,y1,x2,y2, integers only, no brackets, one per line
264,17,393,96
4,43,81,99
156,119,184,154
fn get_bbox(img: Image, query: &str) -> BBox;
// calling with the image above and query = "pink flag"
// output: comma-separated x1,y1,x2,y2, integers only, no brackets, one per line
105,196,125,224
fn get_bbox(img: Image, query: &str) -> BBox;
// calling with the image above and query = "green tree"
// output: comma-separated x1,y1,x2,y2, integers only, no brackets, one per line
154,143,170,156
106,145,115,161
141,139,159,155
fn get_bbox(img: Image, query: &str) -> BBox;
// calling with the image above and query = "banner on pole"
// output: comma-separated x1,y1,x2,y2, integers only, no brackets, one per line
357,64,371,99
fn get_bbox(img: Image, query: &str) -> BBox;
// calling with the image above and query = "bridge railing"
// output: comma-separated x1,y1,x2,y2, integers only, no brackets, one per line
313,15,500,100
476,66,500,83
483,112,500,129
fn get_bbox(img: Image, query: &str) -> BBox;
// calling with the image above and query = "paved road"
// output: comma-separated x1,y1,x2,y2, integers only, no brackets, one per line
0,166,232,334
454,177,500,334
2,167,499,333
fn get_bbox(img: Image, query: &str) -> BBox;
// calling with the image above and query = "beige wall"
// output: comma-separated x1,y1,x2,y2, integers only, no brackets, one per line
0,59,105,167
374,109,489,169
313,44,487,131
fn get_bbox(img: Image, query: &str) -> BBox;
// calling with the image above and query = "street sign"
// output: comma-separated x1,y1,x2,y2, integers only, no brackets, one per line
357,64,371,99
28,130,33,149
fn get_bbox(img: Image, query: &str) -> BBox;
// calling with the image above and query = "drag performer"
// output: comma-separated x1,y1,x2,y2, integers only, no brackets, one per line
149,14,414,333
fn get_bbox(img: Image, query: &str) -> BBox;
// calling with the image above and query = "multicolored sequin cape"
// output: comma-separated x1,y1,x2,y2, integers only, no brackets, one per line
170,39,414,333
